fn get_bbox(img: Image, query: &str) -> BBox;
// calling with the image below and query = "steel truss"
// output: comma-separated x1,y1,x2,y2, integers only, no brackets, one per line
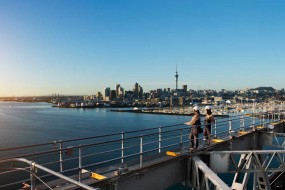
192,149,285,190
270,132,285,148
190,156,230,190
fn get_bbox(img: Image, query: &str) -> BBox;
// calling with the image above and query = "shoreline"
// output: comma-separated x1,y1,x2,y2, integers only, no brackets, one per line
110,109,230,117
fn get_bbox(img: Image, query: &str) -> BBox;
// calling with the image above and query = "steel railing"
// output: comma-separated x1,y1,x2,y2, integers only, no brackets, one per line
0,109,284,189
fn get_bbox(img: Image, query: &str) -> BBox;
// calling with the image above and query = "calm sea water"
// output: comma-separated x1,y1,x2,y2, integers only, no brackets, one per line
0,102,190,149
0,102,270,189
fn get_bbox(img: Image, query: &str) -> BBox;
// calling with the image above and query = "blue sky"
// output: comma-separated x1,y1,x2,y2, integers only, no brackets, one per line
1,0,285,96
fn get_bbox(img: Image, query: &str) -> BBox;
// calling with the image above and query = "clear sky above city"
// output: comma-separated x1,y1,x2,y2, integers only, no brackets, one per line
1,0,285,96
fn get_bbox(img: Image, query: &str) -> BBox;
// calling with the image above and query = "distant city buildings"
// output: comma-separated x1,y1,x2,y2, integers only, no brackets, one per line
103,87,111,101
2,85,284,108
133,82,143,99
3,68,283,108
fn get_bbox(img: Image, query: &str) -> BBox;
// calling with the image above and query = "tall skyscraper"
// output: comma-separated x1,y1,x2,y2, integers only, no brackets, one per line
116,84,120,98
183,85,187,93
103,87,111,101
134,82,139,98
139,85,143,99
175,65,179,91
110,90,116,100
118,86,125,99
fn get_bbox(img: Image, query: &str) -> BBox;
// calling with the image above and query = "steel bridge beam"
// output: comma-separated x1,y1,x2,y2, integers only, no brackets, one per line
191,156,230,190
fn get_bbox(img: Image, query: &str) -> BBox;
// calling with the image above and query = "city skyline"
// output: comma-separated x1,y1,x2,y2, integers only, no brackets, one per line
1,1,285,96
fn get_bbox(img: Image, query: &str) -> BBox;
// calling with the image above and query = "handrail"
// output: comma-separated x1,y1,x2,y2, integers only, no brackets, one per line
0,111,271,152
0,110,284,189
0,110,281,161
0,158,98,190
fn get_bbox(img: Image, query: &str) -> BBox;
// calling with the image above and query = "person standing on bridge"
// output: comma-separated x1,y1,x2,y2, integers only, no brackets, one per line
204,106,215,146
184,106,201,151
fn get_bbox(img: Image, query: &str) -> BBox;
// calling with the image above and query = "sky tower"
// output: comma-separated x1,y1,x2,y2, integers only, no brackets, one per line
175,65,179,91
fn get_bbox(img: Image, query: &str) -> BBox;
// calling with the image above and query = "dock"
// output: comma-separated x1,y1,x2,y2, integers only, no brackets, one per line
110,108,230,117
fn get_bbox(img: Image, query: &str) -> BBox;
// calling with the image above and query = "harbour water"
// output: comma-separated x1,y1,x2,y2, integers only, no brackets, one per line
0,102,191,149
0,102,282,189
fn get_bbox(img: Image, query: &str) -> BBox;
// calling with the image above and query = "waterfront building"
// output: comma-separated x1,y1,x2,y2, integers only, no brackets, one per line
134,83,139,98
183,85,187,93
96,92,102,100
170,95,179,107
133,82,143,99
179,96,185,106
118,86,125,100
116,84,120,98
139,85,143,99
103,87,111,101
157,89,162,97
110,90,116,101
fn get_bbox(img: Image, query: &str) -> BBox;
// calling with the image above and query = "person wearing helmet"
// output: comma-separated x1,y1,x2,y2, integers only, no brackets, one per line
184,106,201,151
204,106,215,146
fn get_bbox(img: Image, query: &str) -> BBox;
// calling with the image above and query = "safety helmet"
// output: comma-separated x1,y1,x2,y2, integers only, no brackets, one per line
205,106,211,110
193,106,199,111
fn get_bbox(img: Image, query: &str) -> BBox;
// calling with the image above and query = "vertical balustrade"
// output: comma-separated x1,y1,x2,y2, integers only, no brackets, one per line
158,127,162,153
214,119,217,138
59,140,63,172
252,111,255,131
228,116,232,137
240,115,244,131
278,109,281,122
121,132,124,164
140,135,143,168
78,145,82,182
262,113,265,127
259,112,262,126
30,162,36,190
253,108,255,130
180,129,183,154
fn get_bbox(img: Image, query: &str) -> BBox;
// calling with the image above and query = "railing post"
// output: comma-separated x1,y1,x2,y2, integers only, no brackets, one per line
121,132,124,164
214,119,217,138
259,112,262,126
78,145,82,182
30,162,36,190
240,115,244,131
263,113,265,127
140,135,143,168
59,140,63,172
253,109,255,130
180,129,183,154
159,127,162,153
228,116,232,137
252,112,255,131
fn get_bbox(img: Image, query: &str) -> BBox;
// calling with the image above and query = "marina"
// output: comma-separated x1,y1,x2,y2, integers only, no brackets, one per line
110,108,230,117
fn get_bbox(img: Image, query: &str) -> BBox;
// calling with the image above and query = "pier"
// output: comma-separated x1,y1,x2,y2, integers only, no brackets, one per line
0,110,285,189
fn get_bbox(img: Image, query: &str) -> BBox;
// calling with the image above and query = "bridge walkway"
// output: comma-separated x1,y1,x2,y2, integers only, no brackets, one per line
0,109,285,189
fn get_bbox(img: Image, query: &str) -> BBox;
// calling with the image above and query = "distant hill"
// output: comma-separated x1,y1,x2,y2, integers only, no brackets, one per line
251,87,275,91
